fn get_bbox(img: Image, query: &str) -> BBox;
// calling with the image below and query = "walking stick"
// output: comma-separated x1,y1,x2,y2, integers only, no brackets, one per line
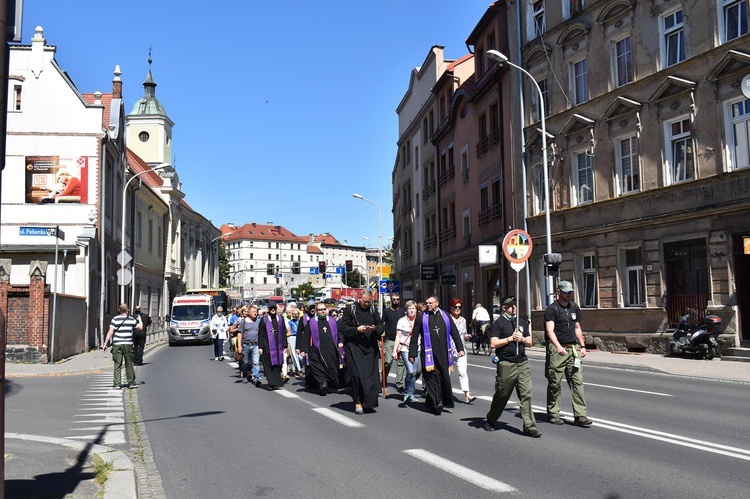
381,337,387,397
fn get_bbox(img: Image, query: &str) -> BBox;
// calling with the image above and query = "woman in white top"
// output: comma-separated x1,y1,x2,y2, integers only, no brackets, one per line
393,300,420,403
450,298,476,404
210,307,229,361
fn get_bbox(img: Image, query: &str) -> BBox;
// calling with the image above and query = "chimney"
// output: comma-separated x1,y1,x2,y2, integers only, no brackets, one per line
112,65,122,99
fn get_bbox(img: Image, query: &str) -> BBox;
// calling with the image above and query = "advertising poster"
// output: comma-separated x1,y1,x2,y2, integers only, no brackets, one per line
25,155,88,204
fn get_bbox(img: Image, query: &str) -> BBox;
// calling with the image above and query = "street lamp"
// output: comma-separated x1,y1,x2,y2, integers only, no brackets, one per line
120,163,171,305
486,49,554,305
353,193,383,311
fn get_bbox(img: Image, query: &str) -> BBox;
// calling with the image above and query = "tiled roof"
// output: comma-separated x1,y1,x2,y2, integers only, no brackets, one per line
81,92,113,129
125,149,164,188
307,246,323,254
313,233,340,245
222,223,308,243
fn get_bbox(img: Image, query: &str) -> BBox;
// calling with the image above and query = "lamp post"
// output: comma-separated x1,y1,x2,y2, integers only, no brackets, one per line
353,193,382,311
487,49,554,305
210,232,233,288
120,163,170,305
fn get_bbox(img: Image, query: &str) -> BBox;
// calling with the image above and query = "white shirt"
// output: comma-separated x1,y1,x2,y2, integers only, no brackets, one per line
472,306,491,322
210,314,229,340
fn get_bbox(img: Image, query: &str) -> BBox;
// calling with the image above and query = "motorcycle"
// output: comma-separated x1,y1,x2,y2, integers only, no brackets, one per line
668,314,722,359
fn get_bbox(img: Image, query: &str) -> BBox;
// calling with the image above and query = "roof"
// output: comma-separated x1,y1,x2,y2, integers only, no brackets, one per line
307,246,323,255
128,58,168,116
222,223,308,243
81,91,113,129
126,149,164,188
312,233,340,245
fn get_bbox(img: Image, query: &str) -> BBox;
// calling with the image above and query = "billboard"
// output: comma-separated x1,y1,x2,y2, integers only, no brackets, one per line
25,155,88,204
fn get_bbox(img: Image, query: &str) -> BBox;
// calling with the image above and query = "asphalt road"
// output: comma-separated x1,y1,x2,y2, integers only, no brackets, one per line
133,345,750,498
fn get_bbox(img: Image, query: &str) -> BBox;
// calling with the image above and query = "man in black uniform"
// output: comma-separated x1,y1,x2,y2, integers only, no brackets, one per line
484,296,540,437
341,291,383,414
545,280,591,427
133,305,151,366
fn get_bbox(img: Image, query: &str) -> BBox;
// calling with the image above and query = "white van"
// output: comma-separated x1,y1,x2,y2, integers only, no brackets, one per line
168,294,215,346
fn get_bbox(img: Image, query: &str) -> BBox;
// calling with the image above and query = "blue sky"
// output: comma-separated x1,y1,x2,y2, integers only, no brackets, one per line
20,0,490,248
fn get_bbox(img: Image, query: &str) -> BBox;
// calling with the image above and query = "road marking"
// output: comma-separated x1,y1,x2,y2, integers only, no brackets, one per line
275,389,300,399
582,382,671,397
403,449,517,493
66,374,127,446
312,408,365,428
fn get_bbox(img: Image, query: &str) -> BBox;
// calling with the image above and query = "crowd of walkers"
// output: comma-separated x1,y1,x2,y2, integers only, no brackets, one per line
204,282,592,438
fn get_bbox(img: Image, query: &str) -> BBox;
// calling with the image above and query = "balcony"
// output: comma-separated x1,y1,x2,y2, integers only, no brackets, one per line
401,202,411,216
402,247,413,259
424,234,437,250
439,226,456,242
475,129,499,158
437,165,455,186
423,183,436,200
478,204,502,226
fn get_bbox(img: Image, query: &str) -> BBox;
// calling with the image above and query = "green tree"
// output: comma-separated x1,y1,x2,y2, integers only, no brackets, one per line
218,241,231,287
382,241,394,267
294,282,317,300
344,269,365,287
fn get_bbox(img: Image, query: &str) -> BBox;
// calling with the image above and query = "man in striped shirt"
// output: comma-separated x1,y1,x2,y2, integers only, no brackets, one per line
103,303,143,389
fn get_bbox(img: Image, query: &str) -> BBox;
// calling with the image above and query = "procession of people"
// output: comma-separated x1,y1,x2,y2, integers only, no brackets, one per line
197,285,592,438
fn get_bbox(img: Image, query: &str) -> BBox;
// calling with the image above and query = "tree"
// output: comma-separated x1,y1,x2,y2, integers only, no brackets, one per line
344,269,365,287
218,241,231,287
382,241,394,267
293,282,317,300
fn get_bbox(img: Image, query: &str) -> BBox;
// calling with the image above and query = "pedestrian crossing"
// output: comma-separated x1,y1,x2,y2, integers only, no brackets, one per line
66,373,128,446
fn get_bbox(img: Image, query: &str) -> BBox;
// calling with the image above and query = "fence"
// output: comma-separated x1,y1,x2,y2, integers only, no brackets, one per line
665,294,708,327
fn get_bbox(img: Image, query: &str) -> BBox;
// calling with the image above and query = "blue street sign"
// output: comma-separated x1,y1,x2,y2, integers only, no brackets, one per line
335,266,345,275
309,268,319,275
20,227,57,237
379,280,401,293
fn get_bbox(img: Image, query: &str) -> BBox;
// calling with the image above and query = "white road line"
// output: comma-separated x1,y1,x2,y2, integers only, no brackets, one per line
583,382,671,396
275,389,300,399
403,449,517,493
311,408,365,428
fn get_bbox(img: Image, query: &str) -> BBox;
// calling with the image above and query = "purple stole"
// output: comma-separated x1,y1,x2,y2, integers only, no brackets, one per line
421,309,453,372
302,315,312,366
310,316,344,368
265,315,284,366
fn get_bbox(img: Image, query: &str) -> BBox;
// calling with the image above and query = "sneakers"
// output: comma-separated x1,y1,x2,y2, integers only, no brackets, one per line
219,357,224,361
408,394,419,403
403,393,411,403
112,385,121,390
548,416,564,425
128,384,137,389
574,416,593,427
242,378,248,384
523,427,542,438
483,421,496,432
354,404,364,415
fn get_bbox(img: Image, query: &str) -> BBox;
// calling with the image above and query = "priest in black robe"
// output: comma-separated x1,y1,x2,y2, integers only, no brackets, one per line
258,304,288,389
296,303,316,387
298,303,344,395
409,294,465,414
340,291,383,414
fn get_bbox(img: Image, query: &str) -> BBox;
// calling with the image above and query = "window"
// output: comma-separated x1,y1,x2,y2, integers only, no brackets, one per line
573,59,588,105
666,117,694,184
727,98,750,170
581,254,597,307
662,9,685,67
533,0,546,37
575,152,593,205
624,248,644,306
13,85,22,111
414,145,419,169
136,211,142,246
614,36,633,87
617,135,640,194
480,184,489,212
532,78,549,122
267,264,275,275
423,118,428,144
148,219,153,252
139,131,150,142
461,147,470,181
722,0,749,42
564,0,584,20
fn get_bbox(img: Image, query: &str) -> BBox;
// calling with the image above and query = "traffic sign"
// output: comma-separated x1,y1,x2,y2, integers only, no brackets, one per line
742,73,750,99
19,226,57,237
117,268,132,285
335,266,345,275
117,250,132,267
502,229,533,264
379,280,401,293
309,268,319,275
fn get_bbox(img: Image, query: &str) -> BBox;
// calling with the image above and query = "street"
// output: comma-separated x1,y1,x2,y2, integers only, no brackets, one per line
128,344,750,498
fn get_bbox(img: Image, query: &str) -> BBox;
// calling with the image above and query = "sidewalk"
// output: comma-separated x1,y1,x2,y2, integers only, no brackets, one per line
5,347,147,498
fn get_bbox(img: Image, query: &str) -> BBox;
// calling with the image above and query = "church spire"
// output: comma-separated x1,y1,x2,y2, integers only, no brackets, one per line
129,47,167,116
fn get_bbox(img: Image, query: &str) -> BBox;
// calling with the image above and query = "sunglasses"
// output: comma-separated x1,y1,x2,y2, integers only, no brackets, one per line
453,305,462,309
316,308,327,311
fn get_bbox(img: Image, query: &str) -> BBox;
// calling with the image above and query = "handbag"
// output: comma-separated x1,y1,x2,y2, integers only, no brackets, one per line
234,349,243,362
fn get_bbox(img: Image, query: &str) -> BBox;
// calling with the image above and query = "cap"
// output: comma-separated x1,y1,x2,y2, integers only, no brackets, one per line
267,303,278,310
558,281,574,293
501,295,516,306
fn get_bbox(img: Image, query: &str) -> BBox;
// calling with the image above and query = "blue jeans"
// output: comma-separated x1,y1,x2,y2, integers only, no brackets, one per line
241,343,260,381
400,351,421,396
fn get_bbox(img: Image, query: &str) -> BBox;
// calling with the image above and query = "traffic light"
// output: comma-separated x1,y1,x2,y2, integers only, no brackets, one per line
318,261,326,274
267,264,274,275
345,260,353,272
543,253,562,277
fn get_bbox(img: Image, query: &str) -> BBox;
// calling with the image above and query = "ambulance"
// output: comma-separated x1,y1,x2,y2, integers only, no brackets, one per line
168,294,215,346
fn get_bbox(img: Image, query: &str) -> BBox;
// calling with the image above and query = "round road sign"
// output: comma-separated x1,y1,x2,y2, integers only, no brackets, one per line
502,229,533,264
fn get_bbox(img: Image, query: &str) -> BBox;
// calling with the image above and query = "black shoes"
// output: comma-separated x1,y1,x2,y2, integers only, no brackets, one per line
574,416,593,427
483,421,496,432
318,383,328,396
523,427,542,438
434,402,443,415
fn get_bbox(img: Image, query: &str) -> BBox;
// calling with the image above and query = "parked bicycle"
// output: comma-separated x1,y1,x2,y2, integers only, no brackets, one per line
471,324,493,356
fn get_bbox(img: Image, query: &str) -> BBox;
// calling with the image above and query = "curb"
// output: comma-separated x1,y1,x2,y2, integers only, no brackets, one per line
5,433,137,498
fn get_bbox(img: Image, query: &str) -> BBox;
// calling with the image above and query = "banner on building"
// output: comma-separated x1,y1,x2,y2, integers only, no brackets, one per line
25,155,88,204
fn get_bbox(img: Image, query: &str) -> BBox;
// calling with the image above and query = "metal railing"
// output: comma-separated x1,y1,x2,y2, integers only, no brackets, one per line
665,294,708,327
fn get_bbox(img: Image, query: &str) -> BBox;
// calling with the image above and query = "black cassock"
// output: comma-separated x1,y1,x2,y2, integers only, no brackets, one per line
409,309,464,409
340,304,383,409
298,316,344,390
258,314,287,388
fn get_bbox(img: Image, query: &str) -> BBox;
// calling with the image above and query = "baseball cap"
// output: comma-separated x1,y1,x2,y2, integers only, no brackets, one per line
558,281,574,293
